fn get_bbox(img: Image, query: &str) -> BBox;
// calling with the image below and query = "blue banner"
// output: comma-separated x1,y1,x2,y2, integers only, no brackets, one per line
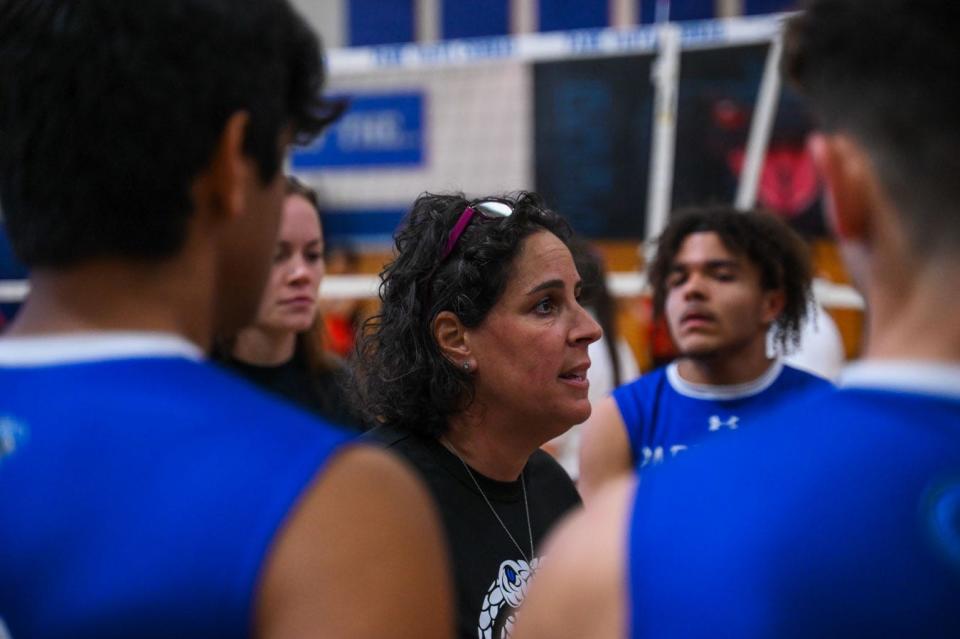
292,93,424,169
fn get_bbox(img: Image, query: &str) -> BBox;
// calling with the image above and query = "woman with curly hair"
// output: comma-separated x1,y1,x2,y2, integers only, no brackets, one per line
353,191,601,638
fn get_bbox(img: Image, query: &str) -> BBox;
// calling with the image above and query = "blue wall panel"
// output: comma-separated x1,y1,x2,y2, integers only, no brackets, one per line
349,0,414,46
443,0,509,39
322,208,407,245
539,0,607,32
744,0,796,15
639,0,715,24
291,93,424,170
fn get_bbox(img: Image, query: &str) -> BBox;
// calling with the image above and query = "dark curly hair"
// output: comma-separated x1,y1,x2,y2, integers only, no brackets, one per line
350,191,573,437
647,207,813,353
783,0,960,257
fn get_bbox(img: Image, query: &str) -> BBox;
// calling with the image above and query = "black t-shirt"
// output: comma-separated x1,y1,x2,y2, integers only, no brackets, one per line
366,425,582,639
220,354,358,429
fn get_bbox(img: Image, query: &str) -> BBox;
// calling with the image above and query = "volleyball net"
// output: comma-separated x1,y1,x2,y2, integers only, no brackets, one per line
0,12,863,310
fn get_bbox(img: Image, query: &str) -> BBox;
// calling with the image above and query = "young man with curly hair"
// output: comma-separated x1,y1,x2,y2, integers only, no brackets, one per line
579,207,832,502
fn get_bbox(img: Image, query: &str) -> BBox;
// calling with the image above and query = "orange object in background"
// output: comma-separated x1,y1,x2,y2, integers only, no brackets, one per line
324,314,356,358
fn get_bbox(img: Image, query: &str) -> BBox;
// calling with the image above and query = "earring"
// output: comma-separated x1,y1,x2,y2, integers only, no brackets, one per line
462,361,471,371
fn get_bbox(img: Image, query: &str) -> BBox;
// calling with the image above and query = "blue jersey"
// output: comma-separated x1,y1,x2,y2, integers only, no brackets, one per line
0,334,352,639
627,362,960,638
613,360,831,468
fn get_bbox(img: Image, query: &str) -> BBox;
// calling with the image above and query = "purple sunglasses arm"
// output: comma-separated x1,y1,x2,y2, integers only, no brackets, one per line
440,206,477,262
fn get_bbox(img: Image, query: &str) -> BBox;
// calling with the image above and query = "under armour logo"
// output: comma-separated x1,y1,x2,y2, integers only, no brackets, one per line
708,415,739,431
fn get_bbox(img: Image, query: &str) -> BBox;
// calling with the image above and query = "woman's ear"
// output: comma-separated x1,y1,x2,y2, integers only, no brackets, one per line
433,310,472,367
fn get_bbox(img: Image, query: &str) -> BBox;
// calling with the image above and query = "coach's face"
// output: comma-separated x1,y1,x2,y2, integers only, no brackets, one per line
456,231,602,441
664,231,783,360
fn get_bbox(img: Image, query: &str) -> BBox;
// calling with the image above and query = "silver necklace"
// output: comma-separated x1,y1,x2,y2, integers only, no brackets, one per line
441,437,535,564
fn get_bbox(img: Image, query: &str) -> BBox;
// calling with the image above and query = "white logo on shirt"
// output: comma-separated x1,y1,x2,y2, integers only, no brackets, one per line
639,444,689,468
478,557,539,639
708,415,740,431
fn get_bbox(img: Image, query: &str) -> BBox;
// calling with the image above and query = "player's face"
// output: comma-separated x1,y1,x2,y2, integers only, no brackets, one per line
252,193,325,334
465,231,602,439
664,231,781,360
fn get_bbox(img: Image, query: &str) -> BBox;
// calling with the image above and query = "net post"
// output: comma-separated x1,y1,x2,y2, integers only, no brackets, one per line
644,22,681,263
734,27,784,211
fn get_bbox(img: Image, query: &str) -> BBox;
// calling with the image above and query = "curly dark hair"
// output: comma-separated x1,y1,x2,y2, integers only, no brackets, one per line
783,0,960,257
0,0,344,267
647,207,813,352
350,191,573,437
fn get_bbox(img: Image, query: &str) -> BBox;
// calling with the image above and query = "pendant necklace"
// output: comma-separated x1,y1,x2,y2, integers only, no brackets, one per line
441,436,535,563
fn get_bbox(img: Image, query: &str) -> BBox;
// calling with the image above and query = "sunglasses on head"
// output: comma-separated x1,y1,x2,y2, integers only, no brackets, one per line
439,201,514,263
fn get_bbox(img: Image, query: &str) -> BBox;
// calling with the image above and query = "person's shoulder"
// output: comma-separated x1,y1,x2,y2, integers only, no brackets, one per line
528,448,581,502
163,361,355,455
361,424,447,479
362,423,413,447
779,362,836,391
529,447,577,480
211,361,345,419
614,365,667,393
814,385,960,433
609,365,669,412
759,380,957,433
255,444,454,638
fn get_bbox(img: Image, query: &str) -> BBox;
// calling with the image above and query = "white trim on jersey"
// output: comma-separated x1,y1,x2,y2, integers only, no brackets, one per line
842,361,960,401
0,332,204,366
666,358,784,400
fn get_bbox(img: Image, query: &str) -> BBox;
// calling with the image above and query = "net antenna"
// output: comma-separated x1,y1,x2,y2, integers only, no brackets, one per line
734,25,785,210
643,21,682,267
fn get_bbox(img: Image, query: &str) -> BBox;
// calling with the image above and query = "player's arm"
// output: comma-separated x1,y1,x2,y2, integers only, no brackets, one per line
578,396,633,504
254,446,454,639
514,476,636,639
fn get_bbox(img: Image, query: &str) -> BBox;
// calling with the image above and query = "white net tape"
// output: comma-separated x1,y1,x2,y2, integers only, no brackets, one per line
0,276,864,308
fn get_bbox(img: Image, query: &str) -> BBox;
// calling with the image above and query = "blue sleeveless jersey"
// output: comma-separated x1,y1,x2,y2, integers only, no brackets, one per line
612,361,831,468
627,367,960,638
0,346,352,638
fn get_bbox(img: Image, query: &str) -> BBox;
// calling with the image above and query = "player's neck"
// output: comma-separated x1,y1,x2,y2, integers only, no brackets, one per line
676,338,774,386
863,259,960,364
6,256,214,352
232,327,296,366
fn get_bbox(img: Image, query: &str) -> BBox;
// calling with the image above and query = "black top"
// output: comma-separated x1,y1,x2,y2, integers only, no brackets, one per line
220,353,358,429
366,425,582,639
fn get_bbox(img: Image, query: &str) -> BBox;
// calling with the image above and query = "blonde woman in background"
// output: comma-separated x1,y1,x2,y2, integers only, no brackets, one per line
218,176,356,428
